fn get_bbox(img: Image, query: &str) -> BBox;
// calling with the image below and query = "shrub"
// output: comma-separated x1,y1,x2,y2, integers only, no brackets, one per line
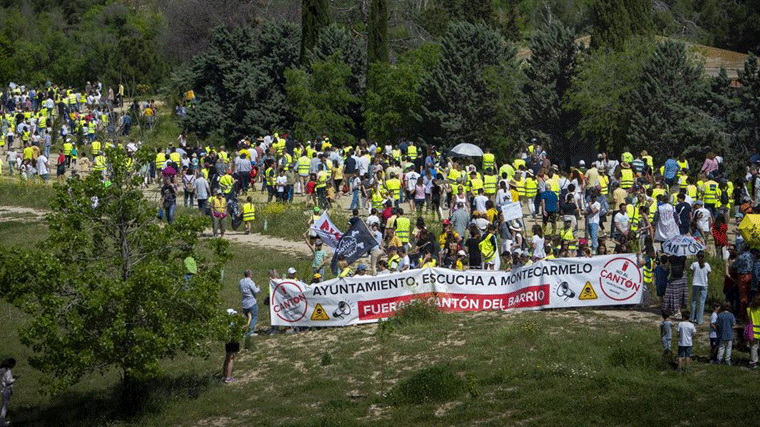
387,363,468,405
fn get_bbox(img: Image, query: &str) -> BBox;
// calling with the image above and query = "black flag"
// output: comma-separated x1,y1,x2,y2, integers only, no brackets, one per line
330,220,376,273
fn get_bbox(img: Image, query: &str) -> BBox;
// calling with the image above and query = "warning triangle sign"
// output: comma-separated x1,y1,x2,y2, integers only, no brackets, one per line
579,282,598,300
311,303,330,321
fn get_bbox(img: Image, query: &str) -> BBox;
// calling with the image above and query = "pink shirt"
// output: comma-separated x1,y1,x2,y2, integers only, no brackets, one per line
701,158,718,174
414,185,425,199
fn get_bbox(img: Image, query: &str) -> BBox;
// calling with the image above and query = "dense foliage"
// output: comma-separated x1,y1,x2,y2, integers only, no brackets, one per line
0,149,231,406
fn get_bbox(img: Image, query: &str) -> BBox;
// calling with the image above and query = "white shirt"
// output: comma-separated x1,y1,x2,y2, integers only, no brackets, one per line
405,171,420,192
690,262,711,287
613,212,630,234
587,201,601,224
474,195,488,213
654,203,678,242
532,235,546,259
275,175,287,191
695,207,711,232
496,189,511,206
677,321,697,346
398,255,410,271
366,215,380,227
36,155,49,175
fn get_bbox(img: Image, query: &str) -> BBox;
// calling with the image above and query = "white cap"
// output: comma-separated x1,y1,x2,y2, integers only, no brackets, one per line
457,250,466,256
287,267,297,274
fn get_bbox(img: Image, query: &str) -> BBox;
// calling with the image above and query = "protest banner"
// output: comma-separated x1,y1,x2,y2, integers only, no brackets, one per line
501,202,523,221
270,254,643,327
330,220,376,272
310,212,343,249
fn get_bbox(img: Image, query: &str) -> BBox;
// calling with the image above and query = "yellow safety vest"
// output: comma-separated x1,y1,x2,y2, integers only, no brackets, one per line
479,233,496,262
483,175,497,195
677,160,688,173
622,152,633,164
155,153,166,169
170,152,181,164
687,184,697,199
470,177,484,193
395,217,411,243
388,254,400,270
482,153,495,171
91,140,101,155
547,177,560,193
643,257,653,285
515,177,526,198
726,182,734,208
525,178,537,198
642,155,653,169
242,203,256,221
219,174,233,193
372,189,384,210
297,156,310,175
63,142,72,155
599,175,609,195
513,158,526,169
93,155,106,171
561,228,576,250
317,170,329,188
385,178,401,200
703,180,719,205
678,174,688,186
421,259,437,268
620,169,634,189
447,168,461,183
499,163,515,180
626,204,640,233
407,145,417,160
392,149,401,162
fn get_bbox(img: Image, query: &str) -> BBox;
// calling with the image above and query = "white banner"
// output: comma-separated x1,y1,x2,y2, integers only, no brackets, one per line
501,202,523,221
269,254,643,327
309,212,343,249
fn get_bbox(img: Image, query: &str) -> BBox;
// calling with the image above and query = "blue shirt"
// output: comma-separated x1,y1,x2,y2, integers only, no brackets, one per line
715,311,735,341
663,159,679,180
542,191,559,213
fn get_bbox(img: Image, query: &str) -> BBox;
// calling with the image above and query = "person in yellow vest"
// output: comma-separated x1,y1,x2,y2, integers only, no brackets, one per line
482,148,495,172
702,177,720,219
242,196,256,234
621,149,634,164
406,143,417,161
155,148,166,184
420,251,437,268
92,153,107,176
513,156,526,170
316,167,331,209
297,153,310,194
499,162,515,180
618,162,634,190
483,168,497,198
479,223,499,270
91,139,101,157
560,218,577,256
385,172,402,208
63,139,73,167
469,170,484,198
211,189,228,237
524,170,538,217
641,150,654,173
169,147,181,165
677,155,689,178
394,208,411,250
87,119,96,142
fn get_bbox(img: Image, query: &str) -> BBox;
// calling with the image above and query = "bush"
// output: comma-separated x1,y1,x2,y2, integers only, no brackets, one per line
392,297,441,325
387,363,468,405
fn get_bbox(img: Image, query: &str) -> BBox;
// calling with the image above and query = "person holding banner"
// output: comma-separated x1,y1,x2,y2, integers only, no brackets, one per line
479,223,498,270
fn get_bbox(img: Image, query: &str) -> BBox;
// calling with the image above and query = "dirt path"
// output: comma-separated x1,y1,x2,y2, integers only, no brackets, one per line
0,206,47,222
222,231,311,257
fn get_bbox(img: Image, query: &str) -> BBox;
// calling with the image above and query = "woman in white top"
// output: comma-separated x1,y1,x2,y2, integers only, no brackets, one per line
531,224,546,260
452,186,468,212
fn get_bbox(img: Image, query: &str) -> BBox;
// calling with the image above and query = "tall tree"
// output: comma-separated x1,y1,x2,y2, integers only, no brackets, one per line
178,22,300,143
367,0,389,64
591,0,653,51
522,18,581,162
733,54,760,160
0,148,230,410
417,21,520,149
626,41,714,161
300,0,330,64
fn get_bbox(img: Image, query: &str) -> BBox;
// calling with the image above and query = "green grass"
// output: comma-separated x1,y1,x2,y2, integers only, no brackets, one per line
2,215,759,426
0,179,55,209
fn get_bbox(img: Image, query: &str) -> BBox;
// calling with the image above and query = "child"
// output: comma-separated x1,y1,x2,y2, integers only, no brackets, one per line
709,303,721,363
677,311,696,372
654,255,670,299
660,312,673,358
714,302,736,365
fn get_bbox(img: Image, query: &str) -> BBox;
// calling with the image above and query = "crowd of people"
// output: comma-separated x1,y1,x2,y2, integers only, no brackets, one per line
6,81,760,380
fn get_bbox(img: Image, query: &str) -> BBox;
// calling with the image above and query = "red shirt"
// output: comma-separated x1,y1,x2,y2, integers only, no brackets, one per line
305,181,316,195
711,222,728,246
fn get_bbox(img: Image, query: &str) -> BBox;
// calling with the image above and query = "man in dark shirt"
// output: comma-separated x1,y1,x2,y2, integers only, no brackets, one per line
675,192,692,235
465,226,482,270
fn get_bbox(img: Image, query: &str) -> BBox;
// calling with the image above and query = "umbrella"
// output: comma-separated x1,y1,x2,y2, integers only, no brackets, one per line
449,143,484,158
738,214,760,248
661,235,706,257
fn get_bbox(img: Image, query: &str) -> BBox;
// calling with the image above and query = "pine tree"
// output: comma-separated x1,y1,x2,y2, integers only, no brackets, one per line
300,0,330,64
417,21,520,149
367,0,389,64
626,41,712,160
522,18,580,161
591,0,653,51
